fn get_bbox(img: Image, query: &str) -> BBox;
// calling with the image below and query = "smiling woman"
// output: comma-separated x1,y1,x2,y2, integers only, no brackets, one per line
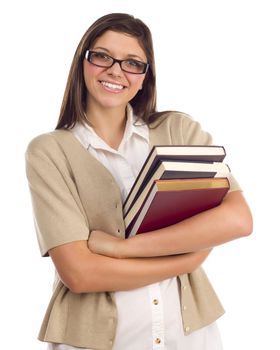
83,30,147,133
25,12,252,350
55,14,157,131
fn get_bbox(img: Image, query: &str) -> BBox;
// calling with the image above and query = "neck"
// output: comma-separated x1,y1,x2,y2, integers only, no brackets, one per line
85,104,127,150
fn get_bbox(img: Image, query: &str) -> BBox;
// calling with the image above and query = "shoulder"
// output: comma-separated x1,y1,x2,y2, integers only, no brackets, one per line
149,111,193,127
149,111,212,146
26,130,72,156
25,130,77,173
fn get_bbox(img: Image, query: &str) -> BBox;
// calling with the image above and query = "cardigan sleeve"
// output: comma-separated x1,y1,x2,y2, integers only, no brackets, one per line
173,112,242,192
25,134,90,256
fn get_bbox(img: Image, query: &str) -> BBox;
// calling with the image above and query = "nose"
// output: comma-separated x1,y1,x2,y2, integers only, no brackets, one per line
106,61,123,76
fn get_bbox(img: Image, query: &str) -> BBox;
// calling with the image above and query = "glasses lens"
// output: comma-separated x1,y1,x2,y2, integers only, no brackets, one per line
90,52,113,67
122,60,146,74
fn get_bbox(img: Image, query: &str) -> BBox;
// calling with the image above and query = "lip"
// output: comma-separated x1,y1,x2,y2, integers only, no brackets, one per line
98,80,128,93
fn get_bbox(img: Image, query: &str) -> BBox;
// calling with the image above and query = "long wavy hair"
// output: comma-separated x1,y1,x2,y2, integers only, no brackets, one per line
56,13,160,129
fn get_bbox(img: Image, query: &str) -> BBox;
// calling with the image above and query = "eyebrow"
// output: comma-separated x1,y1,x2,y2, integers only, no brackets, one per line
93,46,146,62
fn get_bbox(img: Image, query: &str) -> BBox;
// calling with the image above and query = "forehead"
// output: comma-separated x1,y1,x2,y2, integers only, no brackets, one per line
92,30,146,59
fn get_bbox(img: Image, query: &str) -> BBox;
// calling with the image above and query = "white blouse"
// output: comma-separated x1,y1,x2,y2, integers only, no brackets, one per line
48,107,223,350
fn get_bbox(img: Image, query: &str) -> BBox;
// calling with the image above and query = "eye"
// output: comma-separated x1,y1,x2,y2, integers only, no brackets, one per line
92,51,112,62
125,59,144,68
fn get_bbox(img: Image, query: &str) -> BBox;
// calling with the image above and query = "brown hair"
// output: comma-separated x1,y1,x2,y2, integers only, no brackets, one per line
56,13,158,129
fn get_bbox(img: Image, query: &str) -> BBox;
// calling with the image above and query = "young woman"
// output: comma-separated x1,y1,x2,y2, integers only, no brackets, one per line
26,13,252,350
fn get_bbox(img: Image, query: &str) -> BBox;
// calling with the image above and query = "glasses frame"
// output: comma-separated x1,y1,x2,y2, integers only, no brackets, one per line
85,50,149,74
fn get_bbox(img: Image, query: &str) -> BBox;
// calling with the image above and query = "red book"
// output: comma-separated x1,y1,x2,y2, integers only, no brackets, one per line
126,177,229,237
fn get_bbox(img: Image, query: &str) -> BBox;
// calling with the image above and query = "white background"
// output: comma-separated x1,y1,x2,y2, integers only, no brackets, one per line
0,0,279,349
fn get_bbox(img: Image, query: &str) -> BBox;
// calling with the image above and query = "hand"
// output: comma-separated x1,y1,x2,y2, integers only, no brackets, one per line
88,230,124,258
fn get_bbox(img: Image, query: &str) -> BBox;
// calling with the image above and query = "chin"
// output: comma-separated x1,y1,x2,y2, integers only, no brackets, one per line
98,97,129,110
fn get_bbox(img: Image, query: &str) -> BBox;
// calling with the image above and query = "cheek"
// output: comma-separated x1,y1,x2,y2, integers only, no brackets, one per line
128,75,146,90
83,62,104,85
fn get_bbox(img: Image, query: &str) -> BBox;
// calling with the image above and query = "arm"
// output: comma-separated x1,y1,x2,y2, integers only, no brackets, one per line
26,137,212,294
89,190,253,258
49,241,212,293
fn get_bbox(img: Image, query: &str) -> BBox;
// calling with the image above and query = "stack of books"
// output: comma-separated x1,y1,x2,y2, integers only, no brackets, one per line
124,145,230,238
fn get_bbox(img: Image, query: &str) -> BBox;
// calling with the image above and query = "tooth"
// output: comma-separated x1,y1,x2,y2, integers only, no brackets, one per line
102,81,123,90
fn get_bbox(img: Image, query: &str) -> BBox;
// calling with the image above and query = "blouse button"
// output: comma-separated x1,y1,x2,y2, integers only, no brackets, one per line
155,338,161,344
153,299,159,305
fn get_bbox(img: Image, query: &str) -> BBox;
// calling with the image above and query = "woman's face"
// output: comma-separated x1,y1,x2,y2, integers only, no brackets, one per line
83,30,147,113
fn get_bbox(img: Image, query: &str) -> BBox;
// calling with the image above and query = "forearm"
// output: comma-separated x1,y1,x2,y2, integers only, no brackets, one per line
50,241,211,293
120,191,253,258
81,250,211,293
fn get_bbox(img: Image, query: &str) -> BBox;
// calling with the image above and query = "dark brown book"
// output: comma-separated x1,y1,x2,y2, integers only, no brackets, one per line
125,177,229,237
123,145,226,215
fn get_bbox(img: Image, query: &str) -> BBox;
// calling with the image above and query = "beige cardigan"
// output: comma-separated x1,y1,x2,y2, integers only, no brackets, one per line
26,112,240,349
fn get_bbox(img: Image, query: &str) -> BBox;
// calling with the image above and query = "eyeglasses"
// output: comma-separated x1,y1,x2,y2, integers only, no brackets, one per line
85,50,149,74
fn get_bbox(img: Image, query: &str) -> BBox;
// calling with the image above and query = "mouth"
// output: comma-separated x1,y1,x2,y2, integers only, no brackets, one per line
99,80,127,92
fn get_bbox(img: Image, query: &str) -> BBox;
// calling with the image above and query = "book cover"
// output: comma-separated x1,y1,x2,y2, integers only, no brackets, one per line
126,177,229,238
123,145,226,215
